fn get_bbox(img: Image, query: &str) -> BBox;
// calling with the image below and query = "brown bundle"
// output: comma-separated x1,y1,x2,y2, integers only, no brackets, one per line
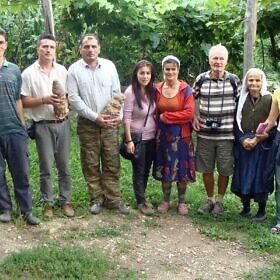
101,93,125,117
52,80,69,119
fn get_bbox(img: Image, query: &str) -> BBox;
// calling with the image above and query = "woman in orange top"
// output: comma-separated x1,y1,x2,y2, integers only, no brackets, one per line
153,55,195,215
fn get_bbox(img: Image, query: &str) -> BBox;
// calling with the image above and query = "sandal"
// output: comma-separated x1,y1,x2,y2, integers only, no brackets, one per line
271,225,280,234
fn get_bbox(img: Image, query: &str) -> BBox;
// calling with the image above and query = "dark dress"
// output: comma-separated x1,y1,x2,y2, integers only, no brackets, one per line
231,94,275,202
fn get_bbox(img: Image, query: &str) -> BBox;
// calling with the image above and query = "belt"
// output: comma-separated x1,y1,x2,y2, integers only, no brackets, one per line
35,116,68,124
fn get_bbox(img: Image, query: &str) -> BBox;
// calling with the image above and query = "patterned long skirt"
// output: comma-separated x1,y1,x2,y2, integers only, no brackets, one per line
153,121,195,183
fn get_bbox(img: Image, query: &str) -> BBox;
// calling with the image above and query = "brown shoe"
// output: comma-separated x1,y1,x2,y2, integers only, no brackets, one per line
197,199,214,214
43,205,53,218
138,202,154,216
61,203,75,217
212,201,224,216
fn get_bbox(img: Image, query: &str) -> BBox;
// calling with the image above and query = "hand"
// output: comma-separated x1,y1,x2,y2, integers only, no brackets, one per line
95,114,120,128
242,138,258,151
126,141,135,154
108,116,121,127
192,117,200,132
255,132,269,142
43,94,61,105
95,114,110,127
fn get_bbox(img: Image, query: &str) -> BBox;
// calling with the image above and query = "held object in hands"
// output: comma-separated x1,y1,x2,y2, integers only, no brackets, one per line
256,122,268,134
52,80,69,119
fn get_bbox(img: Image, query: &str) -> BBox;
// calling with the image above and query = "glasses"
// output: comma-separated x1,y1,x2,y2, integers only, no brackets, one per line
0,40,6,45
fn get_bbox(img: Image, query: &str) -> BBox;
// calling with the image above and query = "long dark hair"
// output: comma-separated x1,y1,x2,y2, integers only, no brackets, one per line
131,60,156,109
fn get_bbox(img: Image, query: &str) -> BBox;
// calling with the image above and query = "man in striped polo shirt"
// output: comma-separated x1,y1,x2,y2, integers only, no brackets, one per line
0,28,39,225
193,44,240,215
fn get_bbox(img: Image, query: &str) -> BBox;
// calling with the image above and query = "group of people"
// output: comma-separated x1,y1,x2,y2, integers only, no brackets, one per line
0,30,130,226
0,28,279,233
123,44,280,234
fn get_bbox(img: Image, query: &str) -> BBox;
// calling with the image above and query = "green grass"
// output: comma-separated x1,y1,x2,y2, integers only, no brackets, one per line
65,224,129,240
0,245,112,279
243,259,280,279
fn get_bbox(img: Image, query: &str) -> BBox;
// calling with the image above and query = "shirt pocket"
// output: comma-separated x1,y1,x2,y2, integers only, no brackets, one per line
101,81,112,89
101,81,113,97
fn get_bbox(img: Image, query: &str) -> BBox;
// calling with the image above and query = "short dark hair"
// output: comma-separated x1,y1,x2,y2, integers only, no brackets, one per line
79,33,100,46
37,34,56,47
0,28,6,38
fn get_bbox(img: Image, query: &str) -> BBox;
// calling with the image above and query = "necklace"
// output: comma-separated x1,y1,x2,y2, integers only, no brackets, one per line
162,81,180,97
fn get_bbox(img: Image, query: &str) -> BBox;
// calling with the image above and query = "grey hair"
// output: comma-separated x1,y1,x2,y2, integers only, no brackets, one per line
209,44,228,60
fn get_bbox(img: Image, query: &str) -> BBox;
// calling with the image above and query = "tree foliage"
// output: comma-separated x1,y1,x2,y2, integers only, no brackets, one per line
0,0,279,85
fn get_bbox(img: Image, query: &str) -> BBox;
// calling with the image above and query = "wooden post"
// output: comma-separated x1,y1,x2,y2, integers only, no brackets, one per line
40,0,55,36
243,0,257,77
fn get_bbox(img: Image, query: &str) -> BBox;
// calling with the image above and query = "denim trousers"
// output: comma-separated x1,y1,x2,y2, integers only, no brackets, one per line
0,132,32,214
131,139,155,205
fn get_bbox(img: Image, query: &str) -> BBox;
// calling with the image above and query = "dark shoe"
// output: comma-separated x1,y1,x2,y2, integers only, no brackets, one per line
43,205,53,218
90,203,102,215
212,201,224,216
0,211,12,222
252,213,266,222
117,204,130,215
138,202,154,216
239,208,251,217
197,199,214,214
24,213,40,226
61,203,75,217
271,225,280,234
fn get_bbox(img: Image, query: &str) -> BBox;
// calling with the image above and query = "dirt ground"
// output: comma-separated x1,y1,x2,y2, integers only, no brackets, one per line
0,209,270,280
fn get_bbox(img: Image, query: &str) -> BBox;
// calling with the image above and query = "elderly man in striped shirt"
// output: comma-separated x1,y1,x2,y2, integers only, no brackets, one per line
193,44,240,216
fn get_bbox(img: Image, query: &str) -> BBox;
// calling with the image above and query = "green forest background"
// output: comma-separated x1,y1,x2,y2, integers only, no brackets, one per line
0,0,279,88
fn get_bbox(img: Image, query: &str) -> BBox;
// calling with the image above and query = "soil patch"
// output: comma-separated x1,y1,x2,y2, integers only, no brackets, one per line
0,210,269,279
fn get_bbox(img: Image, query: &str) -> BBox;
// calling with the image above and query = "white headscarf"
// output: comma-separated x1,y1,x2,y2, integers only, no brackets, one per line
236,68,271,132
161,55,180,67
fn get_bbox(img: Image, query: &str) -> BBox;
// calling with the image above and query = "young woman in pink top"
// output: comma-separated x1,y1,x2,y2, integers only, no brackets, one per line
123,60,156,215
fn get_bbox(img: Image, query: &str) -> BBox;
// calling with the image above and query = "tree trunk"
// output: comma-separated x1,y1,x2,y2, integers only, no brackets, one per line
40,0,55,36
243,0,257,77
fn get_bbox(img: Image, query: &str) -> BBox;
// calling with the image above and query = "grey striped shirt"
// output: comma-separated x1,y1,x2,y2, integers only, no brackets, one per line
193,71,240,140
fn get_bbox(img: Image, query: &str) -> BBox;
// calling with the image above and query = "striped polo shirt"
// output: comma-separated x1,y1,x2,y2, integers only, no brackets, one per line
0,59,25,136
193,71,240,140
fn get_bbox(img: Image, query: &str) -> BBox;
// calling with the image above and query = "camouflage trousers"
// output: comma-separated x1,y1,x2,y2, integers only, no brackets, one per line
77,117,121,207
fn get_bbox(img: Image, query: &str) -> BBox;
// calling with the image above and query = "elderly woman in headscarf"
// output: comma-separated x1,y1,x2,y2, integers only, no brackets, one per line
231,68,276,222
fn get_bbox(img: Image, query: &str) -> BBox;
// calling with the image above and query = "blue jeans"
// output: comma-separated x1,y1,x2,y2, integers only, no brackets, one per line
0,133,32,214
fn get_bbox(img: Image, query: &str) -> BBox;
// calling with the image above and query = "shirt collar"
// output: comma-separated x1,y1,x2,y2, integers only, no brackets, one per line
2,58,9,67
35,60,57,71
206,70,229,82
81,58,101,69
